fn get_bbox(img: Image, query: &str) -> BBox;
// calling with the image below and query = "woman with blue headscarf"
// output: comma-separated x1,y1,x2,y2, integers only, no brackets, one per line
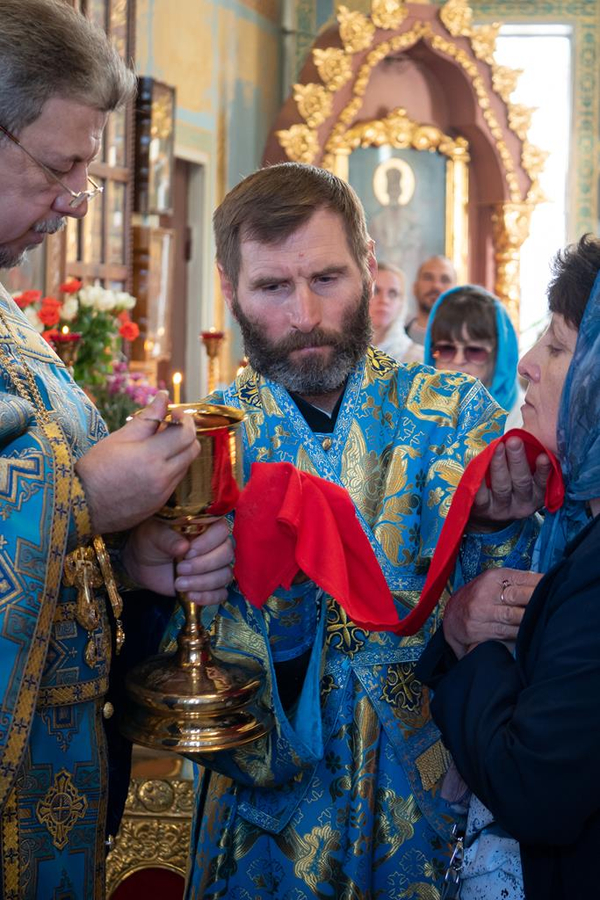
417,235,600,900
424,285,523,429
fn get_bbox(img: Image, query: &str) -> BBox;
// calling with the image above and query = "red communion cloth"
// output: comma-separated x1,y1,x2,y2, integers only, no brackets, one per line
232,429,564,634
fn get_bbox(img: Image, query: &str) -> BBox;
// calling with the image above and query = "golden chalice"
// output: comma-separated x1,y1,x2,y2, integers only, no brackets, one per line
122,402,273,753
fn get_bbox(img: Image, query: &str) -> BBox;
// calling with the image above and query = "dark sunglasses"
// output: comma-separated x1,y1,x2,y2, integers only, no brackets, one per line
432,342,491,365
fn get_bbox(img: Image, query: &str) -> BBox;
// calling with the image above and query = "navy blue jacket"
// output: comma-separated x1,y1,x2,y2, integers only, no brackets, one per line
417,515,600,900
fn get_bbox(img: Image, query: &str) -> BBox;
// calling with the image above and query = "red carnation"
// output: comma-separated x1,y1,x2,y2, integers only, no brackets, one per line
60,279,83,294
14,289,42,308
119,321,140,341
38,306,61,327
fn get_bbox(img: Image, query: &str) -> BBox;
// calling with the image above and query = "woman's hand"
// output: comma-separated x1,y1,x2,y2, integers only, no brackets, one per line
442,567,543,659
469,436,552,531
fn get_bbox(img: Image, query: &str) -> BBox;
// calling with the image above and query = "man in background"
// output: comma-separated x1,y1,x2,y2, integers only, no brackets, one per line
406,254,457,345
0,2,231,896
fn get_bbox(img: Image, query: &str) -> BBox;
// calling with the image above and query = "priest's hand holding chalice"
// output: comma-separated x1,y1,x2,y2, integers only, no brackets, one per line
122,402,273,753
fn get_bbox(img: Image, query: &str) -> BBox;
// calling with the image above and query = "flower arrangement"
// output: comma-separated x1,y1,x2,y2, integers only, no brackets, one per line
13,279,140,388
90,359,160,433
12,280,154,430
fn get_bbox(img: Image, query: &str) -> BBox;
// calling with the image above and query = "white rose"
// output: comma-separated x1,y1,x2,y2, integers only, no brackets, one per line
23,306,43,333
78,286,96,308
96,289,117,311
60,297,79,321
114,291,136,311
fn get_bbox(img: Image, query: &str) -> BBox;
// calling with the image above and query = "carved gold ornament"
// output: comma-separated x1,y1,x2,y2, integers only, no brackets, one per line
338,6,375,53
491,202,533,327
492,64,522,104
470,23,501,64
440,0,472,37
36,769,88,850
313,48,353,91
508,103,535,141
522,140,549,180
332,107,470,162
293,84,333,128
371,0,407,31
276,123,320,165
106,778,194,895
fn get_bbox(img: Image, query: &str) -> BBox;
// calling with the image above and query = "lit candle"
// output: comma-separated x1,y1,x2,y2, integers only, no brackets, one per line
61,325,70,335
172,371,182,405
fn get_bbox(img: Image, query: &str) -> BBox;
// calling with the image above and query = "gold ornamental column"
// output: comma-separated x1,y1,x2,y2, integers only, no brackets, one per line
491,202,532,329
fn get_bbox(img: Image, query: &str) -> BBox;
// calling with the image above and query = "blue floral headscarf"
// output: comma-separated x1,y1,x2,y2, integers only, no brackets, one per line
424,286,519,415
538,270,600,570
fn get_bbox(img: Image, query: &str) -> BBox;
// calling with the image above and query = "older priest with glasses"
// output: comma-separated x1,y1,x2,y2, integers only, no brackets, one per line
0,2,233,898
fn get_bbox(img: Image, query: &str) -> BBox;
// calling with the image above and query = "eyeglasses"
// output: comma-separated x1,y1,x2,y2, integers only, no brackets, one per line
432,342,492,365
0,122,103,209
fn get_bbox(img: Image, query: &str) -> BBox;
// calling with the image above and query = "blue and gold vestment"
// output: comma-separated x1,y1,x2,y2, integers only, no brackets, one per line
0,286,114,899
182,349,536,900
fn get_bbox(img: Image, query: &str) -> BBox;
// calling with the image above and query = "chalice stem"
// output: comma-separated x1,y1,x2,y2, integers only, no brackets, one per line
176,597,213,669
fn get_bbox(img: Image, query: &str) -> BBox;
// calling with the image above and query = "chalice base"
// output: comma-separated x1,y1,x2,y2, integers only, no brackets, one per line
122,645,273,754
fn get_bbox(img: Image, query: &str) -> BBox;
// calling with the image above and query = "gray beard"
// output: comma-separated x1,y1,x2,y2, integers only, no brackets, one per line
0,218,64,270
0,245,26,269
232,280,373,395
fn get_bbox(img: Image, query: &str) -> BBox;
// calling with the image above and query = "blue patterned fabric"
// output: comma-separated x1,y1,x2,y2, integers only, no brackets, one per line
539,271,600,570
0,286,114,899
176,349,537,900
423,287,519,415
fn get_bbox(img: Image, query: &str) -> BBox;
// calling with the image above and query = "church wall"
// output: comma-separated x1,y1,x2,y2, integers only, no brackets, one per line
136,0,282,195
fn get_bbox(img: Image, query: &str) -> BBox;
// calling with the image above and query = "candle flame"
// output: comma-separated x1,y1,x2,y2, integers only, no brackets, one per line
61,325,70,335
173,371,183,386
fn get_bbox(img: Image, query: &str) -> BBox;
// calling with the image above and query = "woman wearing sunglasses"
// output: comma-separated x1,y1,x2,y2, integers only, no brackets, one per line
423,285,523,429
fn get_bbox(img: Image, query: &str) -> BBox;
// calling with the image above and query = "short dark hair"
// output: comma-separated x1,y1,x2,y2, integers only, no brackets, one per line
431,285,498,346
214,163,371,288
547,234,600,329
0,0,136,135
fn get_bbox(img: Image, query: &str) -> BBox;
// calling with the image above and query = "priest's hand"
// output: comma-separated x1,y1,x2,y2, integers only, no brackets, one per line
76,391,200,534
122,518,234,604
442,567,543,659
468,436,551,531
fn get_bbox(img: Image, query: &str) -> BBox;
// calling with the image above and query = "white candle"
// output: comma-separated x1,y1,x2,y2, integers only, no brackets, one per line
172,371,182,404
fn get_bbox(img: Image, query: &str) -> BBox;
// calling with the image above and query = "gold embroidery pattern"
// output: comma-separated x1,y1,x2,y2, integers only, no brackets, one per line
0,307,77,810
0,418,72,810
416,740,452,792
36,675,109,709
325,600,367,656
36,769,88,850
381,663,423,714
93,697,109,896
1,788,20,898
71,473,91,548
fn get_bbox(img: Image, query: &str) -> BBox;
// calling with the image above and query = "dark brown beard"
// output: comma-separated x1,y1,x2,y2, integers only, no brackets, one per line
232,279,373,394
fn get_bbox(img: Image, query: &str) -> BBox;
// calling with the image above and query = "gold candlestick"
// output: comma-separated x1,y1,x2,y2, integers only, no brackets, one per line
122,403,272,753
200,328,225,394
49,327,82,374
